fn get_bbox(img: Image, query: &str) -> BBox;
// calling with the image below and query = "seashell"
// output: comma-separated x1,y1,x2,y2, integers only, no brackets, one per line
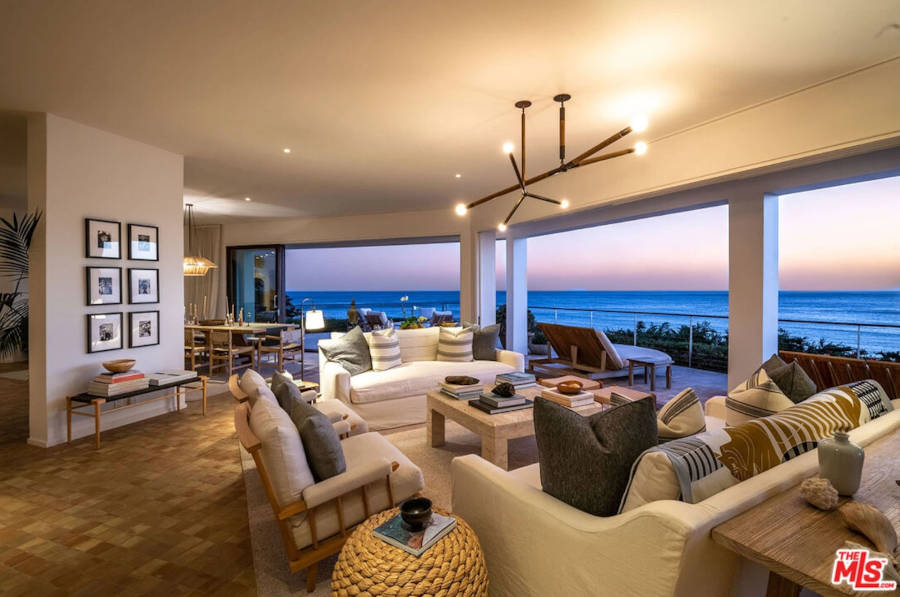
838,502,898,556
843,541,900,583
800,477,839,511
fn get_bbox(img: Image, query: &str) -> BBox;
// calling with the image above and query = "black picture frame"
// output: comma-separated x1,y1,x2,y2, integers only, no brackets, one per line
87,312,123,353
128,310,160,348
85,218,122,259
127,223,159,261
128,268,159,304
85,266,122,306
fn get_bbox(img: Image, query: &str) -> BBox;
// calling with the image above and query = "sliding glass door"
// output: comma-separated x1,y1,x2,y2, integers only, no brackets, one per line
227,245,285,323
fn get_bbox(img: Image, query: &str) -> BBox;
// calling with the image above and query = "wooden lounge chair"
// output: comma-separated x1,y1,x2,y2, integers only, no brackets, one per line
529,323,673,386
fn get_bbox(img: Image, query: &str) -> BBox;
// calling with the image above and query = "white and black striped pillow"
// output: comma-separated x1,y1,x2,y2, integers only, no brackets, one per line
436,327,474,362
366,328,402,371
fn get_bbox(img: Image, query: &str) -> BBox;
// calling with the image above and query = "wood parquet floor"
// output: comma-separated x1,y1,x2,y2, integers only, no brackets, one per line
0,385,257,596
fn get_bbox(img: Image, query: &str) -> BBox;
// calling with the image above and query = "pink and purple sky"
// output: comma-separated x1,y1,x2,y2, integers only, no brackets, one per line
287,176,900,292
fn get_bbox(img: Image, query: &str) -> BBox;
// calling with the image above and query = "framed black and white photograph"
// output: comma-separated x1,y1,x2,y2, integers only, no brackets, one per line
85,266,122,305
128,223,159,261
128,268,159,304
129,310,159,348
87,312,123,353
85,218,121,259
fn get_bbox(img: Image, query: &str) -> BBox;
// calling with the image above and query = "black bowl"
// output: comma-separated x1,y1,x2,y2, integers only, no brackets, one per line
400,497,433,531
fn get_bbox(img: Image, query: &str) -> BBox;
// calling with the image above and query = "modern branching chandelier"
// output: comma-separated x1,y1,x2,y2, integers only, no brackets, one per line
455,94,648,230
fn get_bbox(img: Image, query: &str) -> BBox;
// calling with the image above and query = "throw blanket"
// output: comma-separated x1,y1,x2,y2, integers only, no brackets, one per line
623,380,893,506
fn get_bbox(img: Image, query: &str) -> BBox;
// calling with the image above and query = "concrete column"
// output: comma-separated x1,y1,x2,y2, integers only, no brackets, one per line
728,192,779,388
476,230,496,325
458,227,476,324
505,236,528,354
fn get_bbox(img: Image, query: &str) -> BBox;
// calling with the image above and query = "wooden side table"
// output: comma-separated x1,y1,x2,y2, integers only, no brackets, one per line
627,358,672,391
331,507,488,597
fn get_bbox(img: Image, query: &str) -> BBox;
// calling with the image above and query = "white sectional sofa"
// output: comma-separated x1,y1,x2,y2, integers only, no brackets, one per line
451,396,900,597
319,326,525,430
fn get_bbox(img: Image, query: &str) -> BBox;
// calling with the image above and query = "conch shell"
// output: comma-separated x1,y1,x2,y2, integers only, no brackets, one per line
800,477,839,511
838,502,898,556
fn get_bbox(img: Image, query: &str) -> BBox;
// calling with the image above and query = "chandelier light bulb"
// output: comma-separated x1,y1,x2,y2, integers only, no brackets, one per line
455,203,468,216
497,223,508,232
634,141,648,155
502,141,515,154
560,199,570,209
630,114,649,133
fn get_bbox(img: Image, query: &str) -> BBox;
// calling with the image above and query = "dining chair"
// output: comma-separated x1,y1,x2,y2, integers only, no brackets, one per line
259,327,303,372
209,330,255,378
184,329,209,372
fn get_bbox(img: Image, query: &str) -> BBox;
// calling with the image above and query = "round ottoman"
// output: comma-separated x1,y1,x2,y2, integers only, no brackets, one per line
331,507,488,597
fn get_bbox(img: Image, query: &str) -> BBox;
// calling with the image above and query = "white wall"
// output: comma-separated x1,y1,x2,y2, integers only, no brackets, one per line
28,113,184,447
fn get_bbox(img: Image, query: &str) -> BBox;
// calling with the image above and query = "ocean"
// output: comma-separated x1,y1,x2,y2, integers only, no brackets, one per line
286,290,900,356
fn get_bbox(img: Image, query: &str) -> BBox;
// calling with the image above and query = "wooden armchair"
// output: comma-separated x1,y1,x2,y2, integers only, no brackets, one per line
234,400,423,592
209,330,255,378
184,329,209,372
259,327,302,371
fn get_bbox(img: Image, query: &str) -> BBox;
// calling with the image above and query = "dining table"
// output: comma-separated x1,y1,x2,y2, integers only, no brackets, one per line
185,322,299,375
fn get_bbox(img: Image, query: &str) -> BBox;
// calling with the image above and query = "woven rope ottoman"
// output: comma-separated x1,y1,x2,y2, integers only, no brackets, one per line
331,507,488,596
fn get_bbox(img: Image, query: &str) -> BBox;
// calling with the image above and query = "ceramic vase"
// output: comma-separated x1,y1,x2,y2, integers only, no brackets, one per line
818,431,864,496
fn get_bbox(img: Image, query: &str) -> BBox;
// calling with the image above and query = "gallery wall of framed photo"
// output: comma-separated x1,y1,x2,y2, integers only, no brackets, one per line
85,217,161,353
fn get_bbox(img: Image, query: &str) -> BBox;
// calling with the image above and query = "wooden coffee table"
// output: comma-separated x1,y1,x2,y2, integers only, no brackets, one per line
426,386,602,470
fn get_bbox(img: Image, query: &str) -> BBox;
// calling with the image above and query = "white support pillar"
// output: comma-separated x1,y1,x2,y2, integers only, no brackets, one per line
476,230,496,326
505,236,528,354
458,227,476,324
728,192,779,388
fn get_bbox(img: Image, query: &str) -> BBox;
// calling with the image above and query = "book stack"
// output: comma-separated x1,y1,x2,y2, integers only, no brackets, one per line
438,380,482,400
495,371,537,390
146,370,198,386
87,370,149,397
469,389,533,414
373,512,457,557
540,387,597,408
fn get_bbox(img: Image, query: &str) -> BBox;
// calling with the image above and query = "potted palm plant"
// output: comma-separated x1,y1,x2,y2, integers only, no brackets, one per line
0,211,41,360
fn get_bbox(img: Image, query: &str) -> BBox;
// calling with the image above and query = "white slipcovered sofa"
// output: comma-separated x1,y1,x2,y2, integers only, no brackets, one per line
451,396,900,597
319,326,525,430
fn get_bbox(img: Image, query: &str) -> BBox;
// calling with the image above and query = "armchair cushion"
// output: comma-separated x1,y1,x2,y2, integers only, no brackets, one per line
240,369,271,405
290,398,346,481
271,371,301,411
301,457,392,508
319,326,372,375
534,395,657,516
249,398,315,506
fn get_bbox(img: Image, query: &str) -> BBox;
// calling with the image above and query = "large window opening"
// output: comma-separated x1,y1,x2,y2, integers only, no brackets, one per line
777,175,900,361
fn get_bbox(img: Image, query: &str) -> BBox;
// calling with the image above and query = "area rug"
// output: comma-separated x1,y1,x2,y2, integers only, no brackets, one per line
239,420,540,596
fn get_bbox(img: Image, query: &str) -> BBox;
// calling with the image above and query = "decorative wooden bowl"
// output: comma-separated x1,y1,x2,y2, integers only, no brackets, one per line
557,380,584,395
102,359,135,373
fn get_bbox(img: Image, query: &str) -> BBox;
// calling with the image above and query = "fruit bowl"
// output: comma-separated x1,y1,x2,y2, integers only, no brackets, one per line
556,380,583,395
102,359,135,373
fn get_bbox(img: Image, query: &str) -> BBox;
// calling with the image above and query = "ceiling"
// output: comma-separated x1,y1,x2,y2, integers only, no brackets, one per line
0,1,898,222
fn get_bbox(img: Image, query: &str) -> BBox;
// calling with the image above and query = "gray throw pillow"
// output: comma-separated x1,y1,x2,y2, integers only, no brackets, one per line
271,372,304,412
534,396,657,516
472,324,500,361
768,361,817,403
289,397,346,481
761,353,787,375
319,326,372,375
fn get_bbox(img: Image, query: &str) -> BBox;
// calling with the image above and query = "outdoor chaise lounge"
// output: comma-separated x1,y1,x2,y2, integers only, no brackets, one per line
529,323,674,387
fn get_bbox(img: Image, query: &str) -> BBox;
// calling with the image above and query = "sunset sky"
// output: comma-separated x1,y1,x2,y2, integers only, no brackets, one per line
287,175,900,292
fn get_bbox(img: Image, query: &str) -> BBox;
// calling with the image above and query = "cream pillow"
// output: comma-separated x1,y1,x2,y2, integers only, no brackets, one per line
248,398,315,506
366,328,402,371
657,388,706,441
436,326,474,362
725,367,793,426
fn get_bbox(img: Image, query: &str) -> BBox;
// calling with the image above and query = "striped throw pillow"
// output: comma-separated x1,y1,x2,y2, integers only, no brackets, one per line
725,367,794,426
436,327,474,362
366,328,402,371
657,387,706,441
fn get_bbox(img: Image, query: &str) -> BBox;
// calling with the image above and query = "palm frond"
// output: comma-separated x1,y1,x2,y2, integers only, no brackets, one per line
0,211,41,280
0,298,28,357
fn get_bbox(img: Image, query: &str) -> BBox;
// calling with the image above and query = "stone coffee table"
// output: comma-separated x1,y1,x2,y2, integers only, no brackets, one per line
426,386,603,470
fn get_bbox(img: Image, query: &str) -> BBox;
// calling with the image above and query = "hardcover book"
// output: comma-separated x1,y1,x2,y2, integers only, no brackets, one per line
469,397,534,415
372,513,457,557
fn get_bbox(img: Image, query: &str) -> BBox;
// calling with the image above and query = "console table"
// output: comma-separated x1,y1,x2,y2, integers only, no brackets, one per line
66,376,207,448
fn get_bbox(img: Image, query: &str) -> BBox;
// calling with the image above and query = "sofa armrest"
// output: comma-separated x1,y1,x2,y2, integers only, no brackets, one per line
332,419,351,436
302,458,393,508
704,395,727,420
319,360,352,403
496,349,525,371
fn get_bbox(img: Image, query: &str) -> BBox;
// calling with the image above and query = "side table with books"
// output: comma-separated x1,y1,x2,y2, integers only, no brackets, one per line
331,507,488,597
67,369,206,448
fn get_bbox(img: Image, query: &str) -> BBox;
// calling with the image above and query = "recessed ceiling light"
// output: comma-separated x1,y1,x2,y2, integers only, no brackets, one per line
283,148,291,154
244,197,252,202
455,173,462,178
